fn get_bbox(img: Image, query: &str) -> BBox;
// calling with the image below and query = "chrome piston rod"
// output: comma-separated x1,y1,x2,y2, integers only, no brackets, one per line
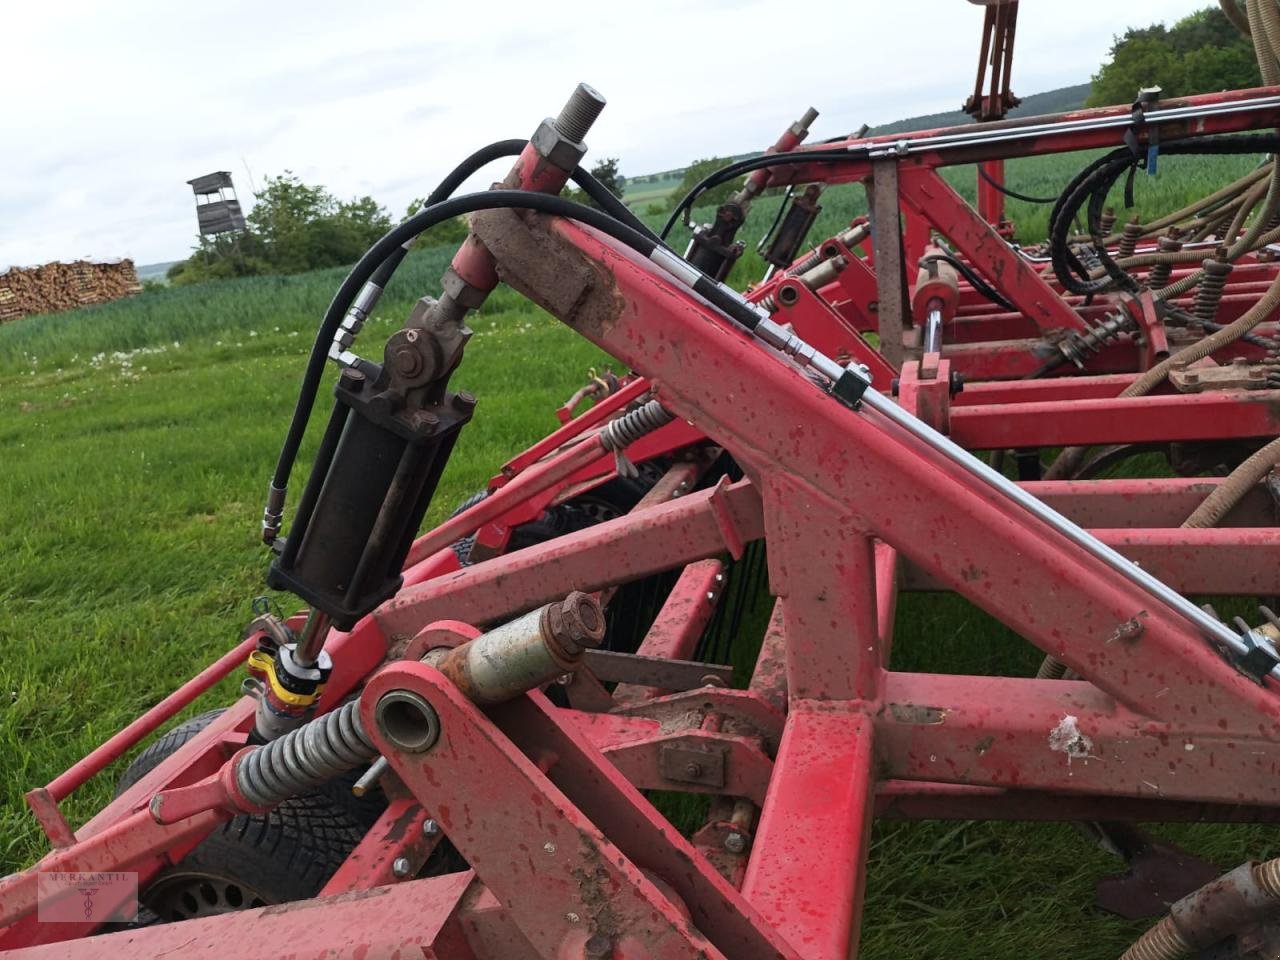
860,93,1280,158
857,385,1273,672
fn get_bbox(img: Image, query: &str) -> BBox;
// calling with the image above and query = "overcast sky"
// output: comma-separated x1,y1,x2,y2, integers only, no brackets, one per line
0,0,1212,267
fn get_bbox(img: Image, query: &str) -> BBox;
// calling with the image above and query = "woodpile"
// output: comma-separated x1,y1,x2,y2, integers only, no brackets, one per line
0,259,143,322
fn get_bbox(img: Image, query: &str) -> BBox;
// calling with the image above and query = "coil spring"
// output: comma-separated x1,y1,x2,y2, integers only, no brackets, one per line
600,400,673,452
1263,347,1280,387
788,248,826,276
1192,257,1233,324
1119,914,1191,960
236,699,377,808
1117,219,1144,260
1057,311,1135,368
1098,207,1117,238
1147,235,1183,290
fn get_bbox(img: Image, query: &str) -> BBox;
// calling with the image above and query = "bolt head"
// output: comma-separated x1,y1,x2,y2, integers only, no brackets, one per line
422,819,440,837
724,832,748,854
391,345,423,377
392,857,412,878
684,761,703,778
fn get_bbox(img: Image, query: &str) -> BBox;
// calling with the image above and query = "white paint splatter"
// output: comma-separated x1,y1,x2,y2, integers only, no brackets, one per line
1048,714,1095,764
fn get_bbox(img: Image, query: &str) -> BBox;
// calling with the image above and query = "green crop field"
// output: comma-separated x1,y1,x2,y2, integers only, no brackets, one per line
1,148,1275,958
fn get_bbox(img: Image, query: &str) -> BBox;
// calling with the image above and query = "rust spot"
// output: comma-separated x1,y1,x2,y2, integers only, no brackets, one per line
1108,614,1147,645
888,703,947,725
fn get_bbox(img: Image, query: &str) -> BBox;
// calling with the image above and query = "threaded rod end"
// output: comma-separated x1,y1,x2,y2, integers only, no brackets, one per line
554,83,606,143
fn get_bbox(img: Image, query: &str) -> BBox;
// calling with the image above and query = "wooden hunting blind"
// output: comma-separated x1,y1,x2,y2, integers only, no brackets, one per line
187,171,246,236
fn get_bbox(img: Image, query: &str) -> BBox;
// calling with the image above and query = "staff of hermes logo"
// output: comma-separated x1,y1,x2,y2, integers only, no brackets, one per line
74,886,99,920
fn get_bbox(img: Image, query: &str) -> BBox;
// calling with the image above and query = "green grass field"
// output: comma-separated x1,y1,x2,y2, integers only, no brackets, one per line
1,149,1275,957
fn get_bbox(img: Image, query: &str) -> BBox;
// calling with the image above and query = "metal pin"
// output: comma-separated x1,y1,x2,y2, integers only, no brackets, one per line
352,756,390,797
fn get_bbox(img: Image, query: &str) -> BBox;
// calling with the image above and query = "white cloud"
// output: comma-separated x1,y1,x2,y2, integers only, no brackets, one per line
0,0,1214,266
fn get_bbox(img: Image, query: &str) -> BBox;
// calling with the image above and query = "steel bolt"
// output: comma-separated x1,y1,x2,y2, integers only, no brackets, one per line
724,832,748,854
544,591,606,655
392,857,412,878
422,819,440,838
554,83,607,143
684,761,703,778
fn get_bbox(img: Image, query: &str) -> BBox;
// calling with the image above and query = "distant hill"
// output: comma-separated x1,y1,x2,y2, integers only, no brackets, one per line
136,261,178,283
620,83,1093,207
867,83,1093,136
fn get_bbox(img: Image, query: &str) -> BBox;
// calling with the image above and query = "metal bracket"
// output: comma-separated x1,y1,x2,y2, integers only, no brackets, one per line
660,744,727,789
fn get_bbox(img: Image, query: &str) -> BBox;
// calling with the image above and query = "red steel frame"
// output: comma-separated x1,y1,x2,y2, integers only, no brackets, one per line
7,85,1280,958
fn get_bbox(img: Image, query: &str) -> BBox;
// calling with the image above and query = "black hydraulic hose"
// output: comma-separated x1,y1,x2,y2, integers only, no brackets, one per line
661,149,856,239
919,253,1016,312
1049,135,1280,297
271,142,668,522
270,139,529,497
757,185,796,253
976,164,1058,204
571,168,660,243
269,189,750,514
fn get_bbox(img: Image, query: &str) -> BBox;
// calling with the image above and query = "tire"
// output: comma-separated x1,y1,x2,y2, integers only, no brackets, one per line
143,793,365,922
114,708,227,795
116,710,369,923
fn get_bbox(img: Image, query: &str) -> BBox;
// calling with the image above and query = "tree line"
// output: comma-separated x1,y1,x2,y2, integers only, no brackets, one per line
168,6,1256,285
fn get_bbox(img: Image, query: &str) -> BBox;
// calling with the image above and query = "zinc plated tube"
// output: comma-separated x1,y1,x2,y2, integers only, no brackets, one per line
855,386,1271,669
860,94,1280,157
924,306,944,354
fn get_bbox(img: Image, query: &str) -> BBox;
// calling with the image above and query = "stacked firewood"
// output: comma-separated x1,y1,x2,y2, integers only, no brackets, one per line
0,259,143,322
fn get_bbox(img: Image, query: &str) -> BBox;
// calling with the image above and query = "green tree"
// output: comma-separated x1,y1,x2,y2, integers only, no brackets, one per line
403,197,470,248
1184,42,1261,93
171,172,393,283
666,157,737,212
1088,36,1186,106
1087,6,1260,107
566,157,627,210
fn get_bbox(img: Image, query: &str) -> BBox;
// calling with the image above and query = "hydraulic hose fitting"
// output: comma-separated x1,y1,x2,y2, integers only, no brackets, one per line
422,592,606,704
262,482,287,545
1192,255,1234,325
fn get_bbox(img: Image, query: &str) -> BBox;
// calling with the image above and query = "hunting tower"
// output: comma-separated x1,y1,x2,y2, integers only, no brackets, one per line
186,171,246,236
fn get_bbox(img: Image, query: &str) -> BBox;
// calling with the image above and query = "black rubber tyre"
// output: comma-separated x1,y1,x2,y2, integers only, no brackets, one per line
114,709,227,795
116,710,368,923
142,793,365,922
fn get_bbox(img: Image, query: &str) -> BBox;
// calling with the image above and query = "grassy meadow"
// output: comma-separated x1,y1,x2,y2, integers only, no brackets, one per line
1,148,1276,958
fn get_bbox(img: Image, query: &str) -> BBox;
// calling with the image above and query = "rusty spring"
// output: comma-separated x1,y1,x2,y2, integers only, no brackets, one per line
236,699,377,808
1262,346,1280,387
1147,234,1184,290
1057,311,1135,368
600,399,673,452
1117,218,1144,260
600,399,674,478
1192,256,1233,324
